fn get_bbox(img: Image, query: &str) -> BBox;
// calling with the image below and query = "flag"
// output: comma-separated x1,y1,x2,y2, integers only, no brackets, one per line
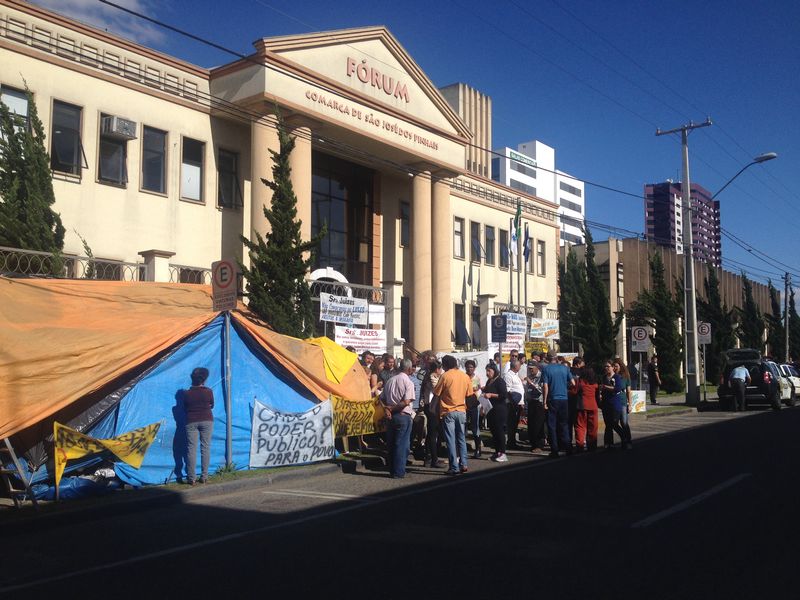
523,223,531,263
54,421,161,488
509,217,518,268
513,198,522,239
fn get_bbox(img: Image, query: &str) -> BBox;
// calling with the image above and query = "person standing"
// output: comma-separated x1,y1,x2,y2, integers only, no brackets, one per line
434,355,473,475
541,353,575,458
464,360,483,459
729,364,751,412
181,367,214,485
524,362,546,454
381,359,416,478
421,359,443,467
573,368,600,451
482,363,509,462
568,357,585,444
647,355,661,405
379,355,396,387
614,359,634,448
600,362,629,449
503,359,525,450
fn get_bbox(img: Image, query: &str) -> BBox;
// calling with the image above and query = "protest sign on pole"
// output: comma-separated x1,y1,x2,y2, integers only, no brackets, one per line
249,400,334,468
320,294,368,326
529,319,560,340
334,326,387,354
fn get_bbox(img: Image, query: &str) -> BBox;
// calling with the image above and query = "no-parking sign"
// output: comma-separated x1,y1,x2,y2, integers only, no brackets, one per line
211,259,237,312
631,326,651,352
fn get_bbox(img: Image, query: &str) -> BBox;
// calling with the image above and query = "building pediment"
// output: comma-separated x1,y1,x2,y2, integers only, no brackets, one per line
252,26,470,140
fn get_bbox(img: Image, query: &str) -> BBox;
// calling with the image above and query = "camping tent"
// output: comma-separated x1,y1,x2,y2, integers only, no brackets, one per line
0,276,370,488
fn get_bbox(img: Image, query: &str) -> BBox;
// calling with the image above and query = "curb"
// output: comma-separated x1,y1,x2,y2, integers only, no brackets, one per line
1,461,343,532
645,407,696,418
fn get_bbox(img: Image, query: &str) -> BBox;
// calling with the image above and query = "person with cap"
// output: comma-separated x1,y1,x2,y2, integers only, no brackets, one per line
482,362,509,462
729,364,751,412
541,352,575,458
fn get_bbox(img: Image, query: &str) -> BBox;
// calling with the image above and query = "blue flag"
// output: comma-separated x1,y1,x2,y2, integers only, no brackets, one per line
523,223,531,262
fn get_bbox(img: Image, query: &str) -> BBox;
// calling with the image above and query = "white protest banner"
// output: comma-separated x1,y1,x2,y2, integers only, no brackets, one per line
368,303,386,326
320,293,368,326
530,319,559,340
334,326,387,354
250,400,334,468
435,351,490,386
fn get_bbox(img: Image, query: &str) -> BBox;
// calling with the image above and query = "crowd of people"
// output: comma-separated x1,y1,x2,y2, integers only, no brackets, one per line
354,348,641,479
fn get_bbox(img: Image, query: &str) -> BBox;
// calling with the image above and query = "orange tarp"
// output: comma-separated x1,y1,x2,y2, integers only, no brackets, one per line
0,277,370,440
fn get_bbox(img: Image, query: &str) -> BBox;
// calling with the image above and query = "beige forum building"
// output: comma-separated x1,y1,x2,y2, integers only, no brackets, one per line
0,0,560,354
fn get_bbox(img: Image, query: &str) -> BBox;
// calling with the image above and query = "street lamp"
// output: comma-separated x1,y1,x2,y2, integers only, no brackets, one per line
709,152,778,201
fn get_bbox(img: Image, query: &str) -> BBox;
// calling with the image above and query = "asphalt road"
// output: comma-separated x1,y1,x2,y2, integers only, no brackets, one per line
2,405,798,598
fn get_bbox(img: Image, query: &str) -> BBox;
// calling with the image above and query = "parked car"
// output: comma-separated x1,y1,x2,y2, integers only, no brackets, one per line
717,348,782,411
767,360,794,406
779,363,800,407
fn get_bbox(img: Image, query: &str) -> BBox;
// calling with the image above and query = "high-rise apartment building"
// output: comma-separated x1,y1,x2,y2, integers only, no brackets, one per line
644,182,721,267
491,140,585,246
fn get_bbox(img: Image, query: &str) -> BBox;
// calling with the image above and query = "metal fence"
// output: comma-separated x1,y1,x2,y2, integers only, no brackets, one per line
168,264,212,285
307,278,386,339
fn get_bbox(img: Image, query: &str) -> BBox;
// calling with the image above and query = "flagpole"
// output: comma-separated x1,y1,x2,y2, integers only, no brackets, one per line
508,216,513,305
524,222,529,320
516,228,521,309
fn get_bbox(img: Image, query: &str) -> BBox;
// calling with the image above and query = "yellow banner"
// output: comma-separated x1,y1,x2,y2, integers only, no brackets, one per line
331,396,386,438
53,422,161,488
525,341,549,356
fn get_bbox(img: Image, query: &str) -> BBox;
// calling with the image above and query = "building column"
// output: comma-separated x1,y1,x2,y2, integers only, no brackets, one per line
138,249,175,282
382,280,404,358
250,115,280,240
287,123,312,243
478,293,497,349
431,175,452,352
411,170,432,351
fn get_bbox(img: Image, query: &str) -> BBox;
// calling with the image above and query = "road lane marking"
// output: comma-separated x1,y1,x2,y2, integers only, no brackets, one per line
630,473,752,529
261,489,371,502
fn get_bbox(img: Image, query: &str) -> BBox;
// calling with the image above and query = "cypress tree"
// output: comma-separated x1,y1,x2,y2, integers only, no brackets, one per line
0,89,65,255
697,268,737,383
628,253,682,392
737,274,764,351
765,280,785,358
581,229,618,368
788,290,800,360
239,118,325,338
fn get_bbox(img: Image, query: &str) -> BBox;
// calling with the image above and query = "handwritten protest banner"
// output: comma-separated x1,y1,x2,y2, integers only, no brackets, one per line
331,395,386,438
320,293,368,326
53,422,161,488
249,400,334,468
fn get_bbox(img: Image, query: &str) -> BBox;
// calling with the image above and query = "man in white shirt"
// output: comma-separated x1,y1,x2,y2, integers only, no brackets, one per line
382,359,416,478
503,360,525,449
729,364,751,412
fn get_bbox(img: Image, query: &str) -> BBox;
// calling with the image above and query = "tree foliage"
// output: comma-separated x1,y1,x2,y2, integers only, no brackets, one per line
557,230,621,370
697,267,737,383
789,290,800,361
239,119,325,338
627,252,683,392
765,280,785,359
0,88,64,254
737,274,764,351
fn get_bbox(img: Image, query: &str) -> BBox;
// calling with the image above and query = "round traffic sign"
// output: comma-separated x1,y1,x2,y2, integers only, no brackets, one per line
213,260,235,289
632,326,648,341
698,322,711,336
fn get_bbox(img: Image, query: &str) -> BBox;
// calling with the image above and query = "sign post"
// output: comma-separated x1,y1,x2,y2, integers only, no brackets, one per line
491,315,508,372
212,260,237,468
631,326,651,391
698,322,712,403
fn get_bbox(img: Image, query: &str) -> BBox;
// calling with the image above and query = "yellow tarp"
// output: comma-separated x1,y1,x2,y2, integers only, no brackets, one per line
0,277,370,440
307,336,360,384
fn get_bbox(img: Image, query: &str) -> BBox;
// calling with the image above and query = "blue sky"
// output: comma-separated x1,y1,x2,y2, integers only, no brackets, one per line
34,0,799,289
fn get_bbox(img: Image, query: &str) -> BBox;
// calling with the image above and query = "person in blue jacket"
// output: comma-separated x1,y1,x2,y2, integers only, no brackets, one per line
600,362,631,449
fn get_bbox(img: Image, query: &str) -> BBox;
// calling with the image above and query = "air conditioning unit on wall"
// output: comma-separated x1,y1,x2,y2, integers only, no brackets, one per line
101,115,137,140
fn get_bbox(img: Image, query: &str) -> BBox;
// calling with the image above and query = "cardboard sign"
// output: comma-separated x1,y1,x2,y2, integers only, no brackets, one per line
331,395,386,438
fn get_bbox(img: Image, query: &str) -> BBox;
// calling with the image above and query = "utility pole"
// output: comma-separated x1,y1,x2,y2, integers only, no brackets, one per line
785,272,791,363
656,118,712,406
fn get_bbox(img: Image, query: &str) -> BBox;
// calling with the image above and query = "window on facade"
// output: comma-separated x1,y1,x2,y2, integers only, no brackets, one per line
499,229,509,268
453,217,465,259
527,240,535,274
470,221,481,263
560,198,582,213
181,137,204,201
511,161,536,178
510,179,537,196
98,114,127,186
50,100,83,175
454,303,469,346
142,126,166,193
217,148,242,208
1,85,29,133
400,201,410,247
471,304,481,347
559,181,582,197
485,225,495,265
537,240,546,276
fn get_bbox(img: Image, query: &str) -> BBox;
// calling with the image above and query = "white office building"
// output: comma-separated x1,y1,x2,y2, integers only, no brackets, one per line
492,140,585,246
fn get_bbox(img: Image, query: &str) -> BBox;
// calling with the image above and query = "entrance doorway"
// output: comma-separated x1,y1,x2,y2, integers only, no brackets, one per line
311,151,374,286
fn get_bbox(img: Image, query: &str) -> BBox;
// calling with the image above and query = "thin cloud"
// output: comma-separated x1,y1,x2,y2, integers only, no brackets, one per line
30,0,167,46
